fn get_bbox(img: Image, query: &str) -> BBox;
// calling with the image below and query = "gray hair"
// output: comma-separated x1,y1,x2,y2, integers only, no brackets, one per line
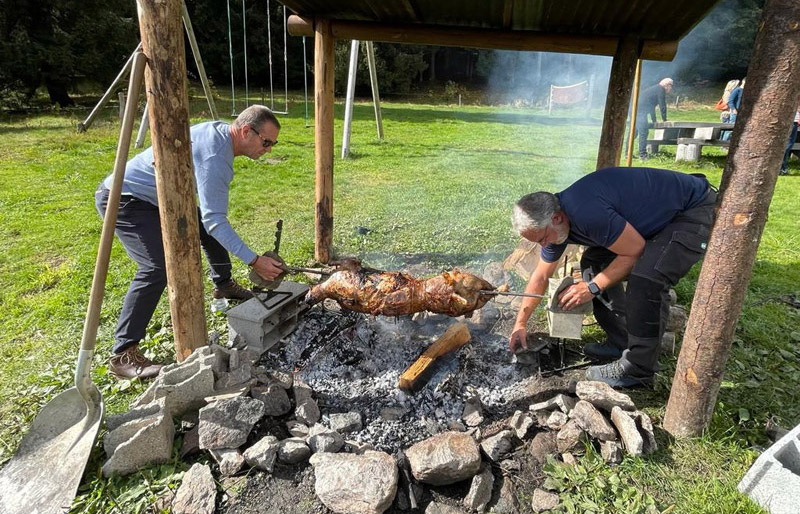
232,104,281,131
511,192,560,234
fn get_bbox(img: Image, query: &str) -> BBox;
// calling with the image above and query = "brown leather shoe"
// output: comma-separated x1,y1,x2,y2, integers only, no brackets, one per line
213,280,254,301
109,346,164,380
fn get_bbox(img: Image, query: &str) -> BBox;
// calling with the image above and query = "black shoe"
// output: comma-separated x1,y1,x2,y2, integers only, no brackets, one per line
585,359,653,388
639,153,650,161
213,280,254,301
109,346,164,380
779,167,788,176
584,342,624,362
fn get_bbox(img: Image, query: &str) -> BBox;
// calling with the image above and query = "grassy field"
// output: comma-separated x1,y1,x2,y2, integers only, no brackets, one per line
0,91,798,513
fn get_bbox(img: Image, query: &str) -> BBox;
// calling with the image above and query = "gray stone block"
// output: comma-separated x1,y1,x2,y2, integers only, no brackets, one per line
739,422,800,514
102,413,174,477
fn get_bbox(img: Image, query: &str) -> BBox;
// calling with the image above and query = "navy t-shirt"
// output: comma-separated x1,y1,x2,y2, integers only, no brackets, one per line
540,167,709,262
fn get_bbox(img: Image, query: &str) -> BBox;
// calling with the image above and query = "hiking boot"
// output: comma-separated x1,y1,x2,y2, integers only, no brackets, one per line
584,342,624,362
109,346,164,380
585,359,653,388
213,280,254,301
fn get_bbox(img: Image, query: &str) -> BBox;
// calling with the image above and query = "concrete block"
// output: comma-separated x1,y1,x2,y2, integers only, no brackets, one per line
739,422,800,513
546,278,589,340
676,143,700,162
694,127,715,140
226,281,308,355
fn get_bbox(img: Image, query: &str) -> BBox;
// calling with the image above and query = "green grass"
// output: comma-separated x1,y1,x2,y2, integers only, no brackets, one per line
1,91,798,513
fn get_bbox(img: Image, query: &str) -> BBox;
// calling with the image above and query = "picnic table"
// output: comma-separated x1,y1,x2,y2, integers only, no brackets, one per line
647,121,800,162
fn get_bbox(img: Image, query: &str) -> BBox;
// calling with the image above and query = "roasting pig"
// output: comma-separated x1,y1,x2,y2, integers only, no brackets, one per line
306,259,495,317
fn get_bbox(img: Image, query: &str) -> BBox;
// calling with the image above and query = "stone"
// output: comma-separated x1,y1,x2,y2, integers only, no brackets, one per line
203,384,250,404
307,423,345,453
569,400,617,441
180,425,200,459
425,502,465,514
295,398,321,425
213,361,252,391
106,398,166,432
530,393,576,415
463,466,494,512
529,431,558,465
483,261,509,288
172,463,216,514
380,406,407,421
556,419,587,453
600,440,624,464
492,476,520,513
344,440,375,454
546,410,569,430
251,383,292,416
329,412,363,433
575,381,635,412
132,358,216,418
500,458,520,473
610,406,643,456
198,397,265,450
278,437,312,464
264,369,293,389
467,303,500,332
507,410,535,440
633,411,658,454
531,488,560,512
310,451,398,514
293,379,313,403
242,435,280,472
210,448,245,476
462,397,484,427
660,331,677,354
480,429,515,462
406,431,482,486
666,305,688,332
286,420,309,438
561,452,578,467
102,413,175,477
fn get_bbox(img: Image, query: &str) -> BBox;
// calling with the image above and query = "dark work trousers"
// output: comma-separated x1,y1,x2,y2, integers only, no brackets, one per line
95,185,233,354
580,189,717,375
636,112,651,157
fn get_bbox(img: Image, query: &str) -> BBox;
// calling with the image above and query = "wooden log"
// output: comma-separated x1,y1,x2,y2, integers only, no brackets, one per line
397,322,471,392
664,0,800,438
314,18,334,263
287,16,678,61
597,35,639,170
625,59,642,166
137,0,207,362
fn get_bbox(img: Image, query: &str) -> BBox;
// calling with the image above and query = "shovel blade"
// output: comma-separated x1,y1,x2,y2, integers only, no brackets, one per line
0,386,103,514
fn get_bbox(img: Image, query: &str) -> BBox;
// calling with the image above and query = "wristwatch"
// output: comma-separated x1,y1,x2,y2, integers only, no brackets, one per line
587,281,601,296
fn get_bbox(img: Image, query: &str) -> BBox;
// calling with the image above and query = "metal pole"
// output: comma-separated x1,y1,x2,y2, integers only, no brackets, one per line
365,41,384,140
626,59,643,166
181,0,219,119
226,0,236,115
135,102,149,148
267,0,274,109
242,0,249,108
77,42,142,132
342,40,359,159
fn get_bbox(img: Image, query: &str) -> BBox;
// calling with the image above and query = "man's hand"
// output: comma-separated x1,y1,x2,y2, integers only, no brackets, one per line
509,327,528,354
557,282,593,311
251,255,285,280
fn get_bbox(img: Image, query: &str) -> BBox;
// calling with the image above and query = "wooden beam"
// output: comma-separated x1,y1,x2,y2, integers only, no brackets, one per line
597,35,640,169
663,0,800,438
397,322,471,392
314,18,335,263
625,59,643,166
137,0,207,362
287,16,677,61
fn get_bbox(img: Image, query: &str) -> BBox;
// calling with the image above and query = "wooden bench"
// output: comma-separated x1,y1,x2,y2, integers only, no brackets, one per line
647,122,734,162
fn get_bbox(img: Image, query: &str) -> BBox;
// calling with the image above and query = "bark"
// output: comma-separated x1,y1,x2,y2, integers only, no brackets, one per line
664,0,800,437
315,18,335,263
597,36,639,169
137,0,207,361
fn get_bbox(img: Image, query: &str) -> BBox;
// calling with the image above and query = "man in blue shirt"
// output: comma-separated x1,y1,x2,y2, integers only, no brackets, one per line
509,167,716,387
95,105,285,379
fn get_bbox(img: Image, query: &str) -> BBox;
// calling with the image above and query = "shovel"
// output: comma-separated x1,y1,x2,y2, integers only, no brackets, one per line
0,52,147,514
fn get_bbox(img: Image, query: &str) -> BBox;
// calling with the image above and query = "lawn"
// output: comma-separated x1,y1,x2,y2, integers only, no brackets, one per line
0,92,798,513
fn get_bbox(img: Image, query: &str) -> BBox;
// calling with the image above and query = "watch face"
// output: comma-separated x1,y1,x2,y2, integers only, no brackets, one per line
588,282,600,295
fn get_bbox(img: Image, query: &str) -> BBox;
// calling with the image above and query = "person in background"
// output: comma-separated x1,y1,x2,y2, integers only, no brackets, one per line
636,78,673,160
718,79,740,123
780,102,800,176
722,78,746,142
95,105,285,379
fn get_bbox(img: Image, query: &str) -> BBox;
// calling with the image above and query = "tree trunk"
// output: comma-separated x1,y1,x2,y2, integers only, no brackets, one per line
663,0,800,437
597,35,639,170
137,0,207,362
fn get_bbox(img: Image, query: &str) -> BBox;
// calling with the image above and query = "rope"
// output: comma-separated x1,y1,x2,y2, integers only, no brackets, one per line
267,0,274,109
226,0,236,115
242,0,249,108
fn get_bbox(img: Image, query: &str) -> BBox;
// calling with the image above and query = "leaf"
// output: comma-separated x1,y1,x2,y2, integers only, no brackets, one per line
791,331,800,342
738,408,750,422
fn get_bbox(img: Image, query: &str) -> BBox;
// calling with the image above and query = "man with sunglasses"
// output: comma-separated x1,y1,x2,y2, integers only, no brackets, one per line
508,167,716,388
95,105,284,379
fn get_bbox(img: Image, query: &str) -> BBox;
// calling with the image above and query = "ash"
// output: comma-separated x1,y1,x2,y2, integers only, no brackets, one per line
263,304,544,453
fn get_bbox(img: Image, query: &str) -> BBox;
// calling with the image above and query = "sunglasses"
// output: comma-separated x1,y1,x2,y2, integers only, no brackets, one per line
250,126,278,149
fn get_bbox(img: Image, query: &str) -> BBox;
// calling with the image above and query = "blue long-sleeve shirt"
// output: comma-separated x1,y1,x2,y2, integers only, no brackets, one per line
103,121,257,264
728,87,744,111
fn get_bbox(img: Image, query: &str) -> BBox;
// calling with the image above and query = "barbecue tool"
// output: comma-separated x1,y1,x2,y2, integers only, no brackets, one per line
0,53,146,514
479,290,546,299
249,219,287,290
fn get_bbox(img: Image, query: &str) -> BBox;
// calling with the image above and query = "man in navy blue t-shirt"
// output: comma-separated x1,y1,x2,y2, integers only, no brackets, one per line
509,167,716,387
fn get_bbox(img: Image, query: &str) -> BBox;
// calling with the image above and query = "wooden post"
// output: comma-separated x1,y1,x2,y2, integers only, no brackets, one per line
663,0,800,438
315,18,335,263
137,0,207,362
597,35,639,170
397,322,471,392
626,59,643,166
